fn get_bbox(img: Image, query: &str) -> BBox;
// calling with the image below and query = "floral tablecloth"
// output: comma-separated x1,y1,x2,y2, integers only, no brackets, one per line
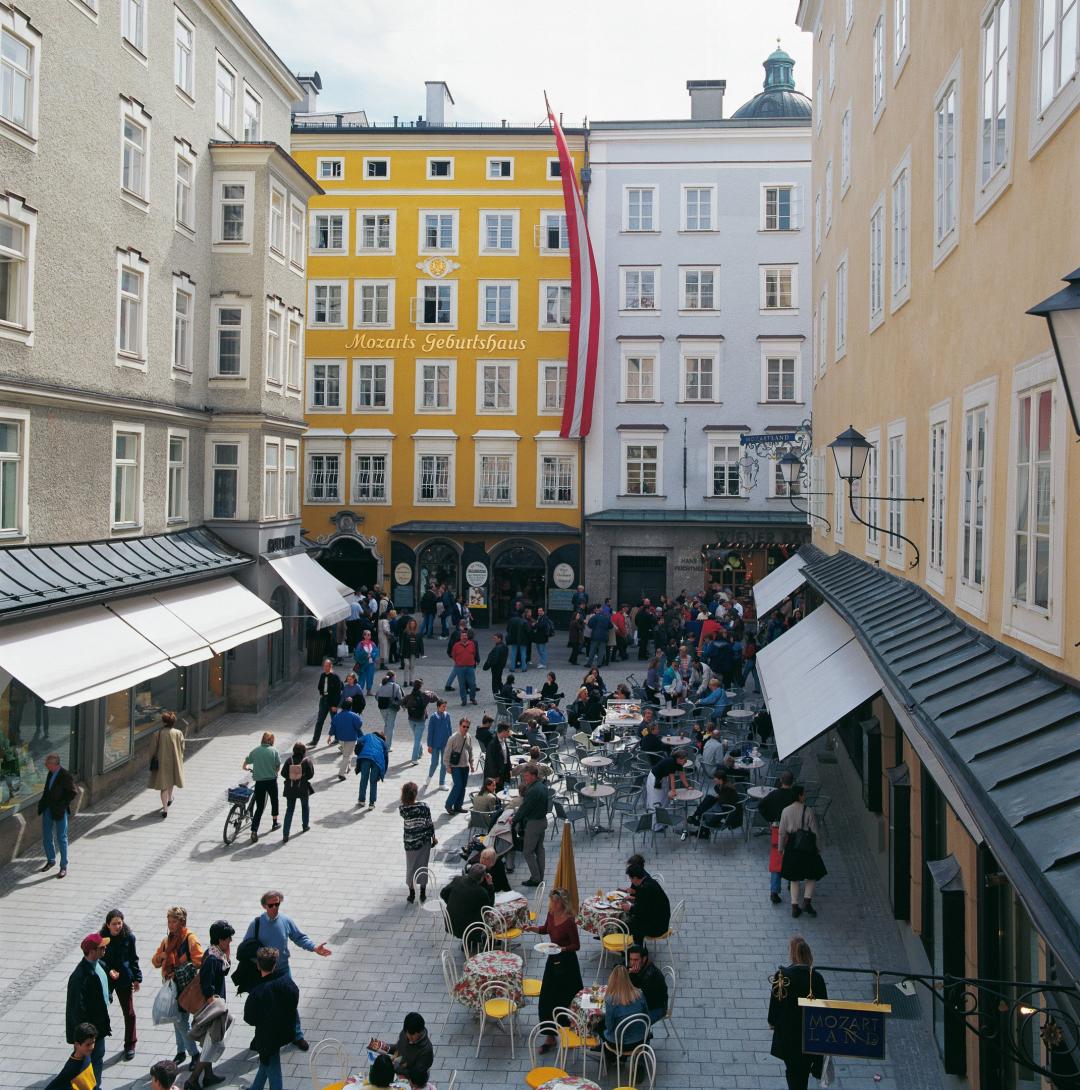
453,950,523,1013
571,985,607,1031
576,893,630,937
537,1075,601,1090
488,893,530,932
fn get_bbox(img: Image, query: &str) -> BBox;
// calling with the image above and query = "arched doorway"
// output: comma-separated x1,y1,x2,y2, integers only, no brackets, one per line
491,542,547,623
416,540,460,601
319,537,378,595
268,586,289,688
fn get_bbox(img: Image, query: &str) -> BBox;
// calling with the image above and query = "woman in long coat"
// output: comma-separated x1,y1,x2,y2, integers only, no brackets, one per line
768,934,828,1090
149,711,185,818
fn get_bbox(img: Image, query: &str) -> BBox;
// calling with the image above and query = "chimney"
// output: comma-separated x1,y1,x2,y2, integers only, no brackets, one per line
295,71,322,113
686,79,726,121
424,81,454,126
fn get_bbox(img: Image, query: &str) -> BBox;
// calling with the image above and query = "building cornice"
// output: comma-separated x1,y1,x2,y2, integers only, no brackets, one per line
0,379,209,424
210,412,307,435
289,131,584,152
209,142,323,196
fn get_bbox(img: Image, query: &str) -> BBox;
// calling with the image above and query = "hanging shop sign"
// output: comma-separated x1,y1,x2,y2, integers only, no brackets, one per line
799,998,891,1060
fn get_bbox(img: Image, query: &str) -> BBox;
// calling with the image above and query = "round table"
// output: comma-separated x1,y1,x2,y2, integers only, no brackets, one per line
537,1076,601,1090
580,783,615,833
577,893,630,936
662,734,692,747
489,890,530,932
747,784,771,799
605,713,643,729
726,708,755,721
454,950,524,1013
673,787,703,802
509,754,531,768
580,755,612,770
571,985,607,1030
734,756,764,771
515,690,543,705
658,707,685,719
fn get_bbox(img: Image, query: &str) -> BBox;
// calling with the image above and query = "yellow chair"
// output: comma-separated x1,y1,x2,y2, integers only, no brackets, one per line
528,880,547,922
476,979,519,1058
522,976,543,998
552,1005,599,1077
597,917,633,982
613,1042,657,1090
483,905,522,950
308,1038,351,1090
599,1013,651,1087
525,1021,569,1088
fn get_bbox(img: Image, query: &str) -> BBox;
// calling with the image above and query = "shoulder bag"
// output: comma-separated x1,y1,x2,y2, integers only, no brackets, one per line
231,917,262,995
787,807,818,855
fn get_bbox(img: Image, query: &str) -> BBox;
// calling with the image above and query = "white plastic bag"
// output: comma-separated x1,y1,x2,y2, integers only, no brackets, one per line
819,1054,836,1087
152,981,179,1025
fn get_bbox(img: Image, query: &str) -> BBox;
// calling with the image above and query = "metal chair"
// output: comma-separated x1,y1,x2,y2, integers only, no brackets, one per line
552,1005,599,1077
599,1013,653,1087
482,905,523,950
447,1071,458,1090
645,898,684,963
652,805,680,846
468,809,495,834
596,917,634,982
614,1042,657,1090
308,1038,350,1090
528,879,547,922
440,949,462,1016
525,1021,569,1088
651,964,686,1054
412,865,441,913
476,979,519,1058
696,804,737,849
462,920,493,957
815,794,832,832
617,812,654,852
550,795,590,839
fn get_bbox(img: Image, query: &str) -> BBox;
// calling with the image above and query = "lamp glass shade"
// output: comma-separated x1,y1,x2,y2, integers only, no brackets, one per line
1048,307,1080,435
829,425,872,482
778,452,803,488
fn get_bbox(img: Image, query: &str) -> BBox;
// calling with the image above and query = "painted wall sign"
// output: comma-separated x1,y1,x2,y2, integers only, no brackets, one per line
465,561,489,587
344,332,528,353
552,562,575,589
393,562,412,586
800,998,890,1059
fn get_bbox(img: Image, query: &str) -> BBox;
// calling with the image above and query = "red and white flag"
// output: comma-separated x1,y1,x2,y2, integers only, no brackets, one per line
546,99,600,440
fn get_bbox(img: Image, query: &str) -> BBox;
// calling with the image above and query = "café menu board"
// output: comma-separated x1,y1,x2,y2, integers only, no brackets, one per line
548,589,574,611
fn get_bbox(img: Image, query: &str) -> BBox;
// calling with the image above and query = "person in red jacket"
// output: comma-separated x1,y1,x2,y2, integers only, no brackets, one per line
450,630,479,707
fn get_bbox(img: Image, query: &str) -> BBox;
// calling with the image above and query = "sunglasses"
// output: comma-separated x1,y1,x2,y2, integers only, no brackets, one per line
265,902,282,909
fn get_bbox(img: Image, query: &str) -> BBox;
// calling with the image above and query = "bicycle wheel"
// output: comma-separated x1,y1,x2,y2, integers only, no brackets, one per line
223,802,246,845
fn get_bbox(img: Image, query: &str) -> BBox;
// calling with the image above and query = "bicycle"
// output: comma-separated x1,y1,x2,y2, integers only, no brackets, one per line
223,782,255,846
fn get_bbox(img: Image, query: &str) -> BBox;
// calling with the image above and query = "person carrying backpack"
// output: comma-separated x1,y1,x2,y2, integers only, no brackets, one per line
280,742,314,843
375,671,405,751
404,681,435,765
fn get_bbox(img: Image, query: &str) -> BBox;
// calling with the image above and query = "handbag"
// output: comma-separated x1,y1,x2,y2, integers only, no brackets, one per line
173,959,197,995
231,917,261,995
788,807,818,855
177,970,206,1015
448,741,462,767
149,755,159,772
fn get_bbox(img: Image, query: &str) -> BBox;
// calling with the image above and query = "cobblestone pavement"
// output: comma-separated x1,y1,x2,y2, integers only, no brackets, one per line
0,640,951,1090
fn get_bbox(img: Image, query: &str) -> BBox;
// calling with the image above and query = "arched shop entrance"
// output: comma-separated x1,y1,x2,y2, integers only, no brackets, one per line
416,540,460,600
491,542,547,623
320,537,378,595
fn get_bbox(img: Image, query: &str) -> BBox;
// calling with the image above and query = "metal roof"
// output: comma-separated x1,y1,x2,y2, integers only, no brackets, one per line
0,528,252,621
389,520,579,536
801,546,1080,984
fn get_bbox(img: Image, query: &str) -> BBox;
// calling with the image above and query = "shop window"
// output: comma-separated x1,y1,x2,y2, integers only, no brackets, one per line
206,652,226,706
102,688,133,770
134,668,186,739
0,680,77,814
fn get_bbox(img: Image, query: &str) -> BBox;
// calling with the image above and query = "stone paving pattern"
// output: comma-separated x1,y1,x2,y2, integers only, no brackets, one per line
0,642,951,1089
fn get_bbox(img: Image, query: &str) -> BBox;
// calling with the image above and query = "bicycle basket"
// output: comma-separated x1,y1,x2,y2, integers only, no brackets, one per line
227,784,253,804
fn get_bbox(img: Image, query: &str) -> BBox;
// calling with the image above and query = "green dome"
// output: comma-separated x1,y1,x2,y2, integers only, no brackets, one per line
731,43,811,121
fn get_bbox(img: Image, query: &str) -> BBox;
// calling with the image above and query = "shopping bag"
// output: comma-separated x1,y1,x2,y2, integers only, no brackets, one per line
819,1054,836,1087
152,981,179,1024
337,642,349,659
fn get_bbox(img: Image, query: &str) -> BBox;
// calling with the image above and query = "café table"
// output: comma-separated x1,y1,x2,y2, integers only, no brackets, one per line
671,786,703,826
747,784,771,799
571,985,607,1031
577,892,630,937
658,706,686,719
579,783,615,833
454,949,523,1013
515,690,543,705
726,708,755,722
661,734,692,747
489,889,530,932
604,713,643,729
537,1076,602,1090
509,753,531,768
580,755,613,771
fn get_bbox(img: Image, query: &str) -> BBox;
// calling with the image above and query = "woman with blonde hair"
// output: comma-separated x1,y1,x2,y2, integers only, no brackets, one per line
602,964,650,1053
523,888,582,1054
768,935,828,1089
150,907,203,1068
149,711,186,818
242,731,280,842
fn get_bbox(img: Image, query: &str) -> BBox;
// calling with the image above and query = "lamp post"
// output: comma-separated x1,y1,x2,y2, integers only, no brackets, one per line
1027,268,1080,437
777,451,831,532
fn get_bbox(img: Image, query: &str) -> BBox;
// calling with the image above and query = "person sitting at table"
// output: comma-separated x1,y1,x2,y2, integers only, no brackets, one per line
566,686,591,730
625,862,671,946
701,726,726,777
695,678,731,721
612,682,633,700
683,770,742,839
484,722,513,789
721,752,752,783
661,663,685,707
581,666,607,696
472,777,503,815
627,943,668,1023
439,864,494,946
527,745,554,781
544,702,566,728
580,686,606,728
645,749,691,821
540,672,560,702
523,888,582,1054
476,846,510,893
390,1011,434,1078
519,705,548,743
367,1052,396,1088
600,965,650,1056
405,1067,436,1090
638,720,666,760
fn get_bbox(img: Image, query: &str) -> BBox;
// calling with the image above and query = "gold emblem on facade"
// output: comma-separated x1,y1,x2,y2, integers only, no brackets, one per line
415,256,460,278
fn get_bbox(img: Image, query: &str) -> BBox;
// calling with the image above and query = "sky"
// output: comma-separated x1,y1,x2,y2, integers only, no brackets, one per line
238,0,812,125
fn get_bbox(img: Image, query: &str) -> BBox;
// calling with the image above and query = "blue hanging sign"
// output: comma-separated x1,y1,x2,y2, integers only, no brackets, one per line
799,998,891,1059
740,432,797,445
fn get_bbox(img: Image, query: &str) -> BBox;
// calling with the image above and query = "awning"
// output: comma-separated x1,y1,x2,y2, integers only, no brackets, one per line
752,552,807,617
108,595,213,668
0,605,173,707
153,577,281,653
268,553,351,629
756,604,882,760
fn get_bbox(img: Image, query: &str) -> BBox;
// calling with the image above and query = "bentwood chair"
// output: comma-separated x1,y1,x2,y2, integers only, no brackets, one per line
614,1043,657,1090
462,921,494,957
308,1038,350,1090
525,1022,569,1088
650,964,686,1054
599,1013,653,1086
476,979,519,1058
440,949,462,1016
552,1005,599,1077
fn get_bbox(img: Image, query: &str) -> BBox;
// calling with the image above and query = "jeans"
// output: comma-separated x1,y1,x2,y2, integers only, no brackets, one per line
90,1033,105,1084
535,642,548,667
312,696,334,744
445,666,460,691
357,758,380,804
252,779,279,834
457,667,477,704
428,744,447,785
446,765,469,811
440,614,450,637
410,719,426,761
742,661,759,690
283,966,303,1038
41,810,68,868
509,643,526,670
250,1048,283,1090
420,612,435,638
770,870,782,896
357,663,376,692
283,794,309,838
586,638,606,665
174,1008,199,1060
380,707,398,748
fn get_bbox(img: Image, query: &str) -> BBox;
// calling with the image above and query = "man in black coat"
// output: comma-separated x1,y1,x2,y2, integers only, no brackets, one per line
505,611,529,673
625,862,671,946
483,633,509,694
66,933,111,1085
311,659,343,746
244,947,300,1088
759,770,797,823
627,944,669,1022
38,753,78,877
439,864,494,944
635,602,656,659
484,723,513,789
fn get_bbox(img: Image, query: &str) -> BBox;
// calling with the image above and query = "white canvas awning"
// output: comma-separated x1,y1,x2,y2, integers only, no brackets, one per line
0,605,173,708
756,604,882,760
752,552,808,618
153,577,281,653
268,553,352,629
108,594,213,668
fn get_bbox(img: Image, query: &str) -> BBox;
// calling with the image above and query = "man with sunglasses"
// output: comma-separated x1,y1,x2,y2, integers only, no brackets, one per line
240,891,331,1053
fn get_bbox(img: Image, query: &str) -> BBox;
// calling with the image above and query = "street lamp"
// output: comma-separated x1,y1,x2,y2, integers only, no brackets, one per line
777,450,831,532
1027,268,1080,437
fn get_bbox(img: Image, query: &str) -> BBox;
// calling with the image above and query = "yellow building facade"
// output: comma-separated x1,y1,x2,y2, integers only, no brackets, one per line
291,103,586,624
796,2,1080,1086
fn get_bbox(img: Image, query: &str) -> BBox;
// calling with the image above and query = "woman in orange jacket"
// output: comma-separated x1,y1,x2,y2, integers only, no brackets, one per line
151,906,204,1068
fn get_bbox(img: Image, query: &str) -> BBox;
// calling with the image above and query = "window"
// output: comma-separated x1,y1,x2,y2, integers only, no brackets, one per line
773,460,801,498
286,314,301,390
886,425,906,566
817,288,828,377
122,0,146,53
933,61,961,265
309,281,346,327
540,212,568,251
622,353,656,401
364,158,389,178
175,144,195,230
682,186,715,230
710,439,742,498
307,452,341,502
622,268,658,311
269,182,285,255
814,192,822,256
174,9,193,96
210,441,241,518
308,360,343,410
840,106,852,192
288,200,305,269
763,186,795,231
353,451,388,502
417,281,455,327
846,0,855,34
214,176,252,245
121,104,149,202
215,56,235,135
829,33,837,94
211,297,247,378
420,211,456,253
869,196,885,327
894,0,910,74
358,211,395,253
764,354,798,402
761,266,797,311
172,277,193,374
625,187,656,231
815,76,823,132
540,453,575,505
624,442,660,496
824,160,833,233
355,280,393,327
1032,0,1080,151
547,157,562,179
863,429,881,555
487,158,513,179
479,281,516,327
1,12,39,143
417,360,454,411
0,195,35,340
873,12,887,123
680,267,718,311
539,360,567,413
478,361,515,412
958,387,997,613
427,157,453,178
481,212,517,253
835,256,848,359
265,304,283,385
891,153,911,307
353,360,390,410
1008,384,1051,614
927,406,949,586
477,452,514,504
116,251,148,366
0,412,27,535
417,451,452,503
263,440,280,519
317,157,344,180
240,86,260,140
978,0,1016,210
163,437,190,525
681,352,718,402
310,211,346,253
283,443,298,516
112,428,142,528
541,282,571,327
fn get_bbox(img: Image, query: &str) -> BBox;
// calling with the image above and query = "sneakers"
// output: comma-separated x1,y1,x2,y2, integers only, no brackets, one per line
367,802,375,810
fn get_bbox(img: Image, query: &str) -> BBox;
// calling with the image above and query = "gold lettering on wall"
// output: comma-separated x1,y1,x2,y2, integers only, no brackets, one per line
344,332,529,353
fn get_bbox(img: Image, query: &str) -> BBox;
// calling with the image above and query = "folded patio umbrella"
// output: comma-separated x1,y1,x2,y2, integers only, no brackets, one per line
552,822,580,915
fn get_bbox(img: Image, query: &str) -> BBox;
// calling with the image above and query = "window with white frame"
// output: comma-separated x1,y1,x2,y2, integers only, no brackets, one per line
210,440,242,518
427,157,453,179
541,282,571,327
540,212,568,251
763,185,796,230
265,302,283,385
815,76,823,132
621,268,658,311
306,451,341,502
358,211,394,253
283,442,298,516
420,211,456,253
355,280,393,327
215,55,235,135
682,186,715,230
317,157,343,180
269,182,285,256
933,62,960,264
214,175,252,245
979,0,1014,199
352,448,389,503
622,352,656,401
891,153,911,307
824,160,833,233
710,437,742,498
479,281,516,327
310,211,346,253
480,212,517,253
869,196,885,327
0,413,28,535
172,276,193,375
353,359,390,410
0,10,40,144
681,351,718,402
288,200,305,270
112,427,142,528
958,397,993,607
0,194,35,340
625,186,656,231
309,281,345,327
120,100,150,203
417,360,454,411
286,312,302,390
547,157,562,179
116,250,148,367
763,352,798,402
417,281,455,326
308,360,343,410
680,267,718,311
760,266,797,311
1037,0,1080,114
210,296,248,378
416,446,453,503
835,256,848,358
846,0,856,33
539,451,575,505
175,143,195,231
817,288,828,377
927,407,948,582
840,106,852,192
539,360,567,413
478,361,516,412
364,157,389,179
894,0,910,73
477,451,515,505
1011,383,1053,612
241,87,261,140
174,8,193,97
167,431,187,522
886,426,906,565
814,192,822,256
773,460,801,498
623,439,660,496
863,429,881,554
263,439,280,519
873,12,887,122
488,157,513,179
122,0,146,54
829,33,837,94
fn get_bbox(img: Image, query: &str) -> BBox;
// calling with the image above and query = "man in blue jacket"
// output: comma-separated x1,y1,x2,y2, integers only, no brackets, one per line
330,699,363,781
243,947,299,1090
584,606,611,667
241,892,330,1053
